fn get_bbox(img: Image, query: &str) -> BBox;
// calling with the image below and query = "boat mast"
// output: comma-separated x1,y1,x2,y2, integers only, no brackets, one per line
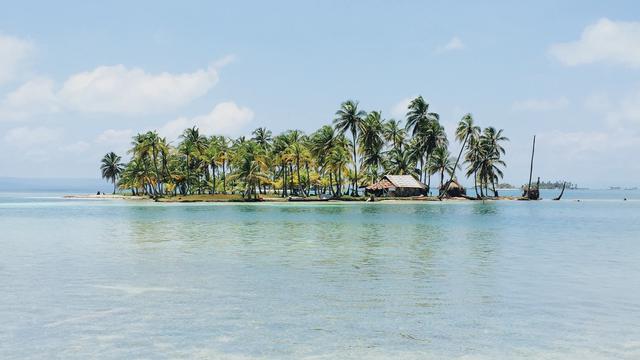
527,135,536,195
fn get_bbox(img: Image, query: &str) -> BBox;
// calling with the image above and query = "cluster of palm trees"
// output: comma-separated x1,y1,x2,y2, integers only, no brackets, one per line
100,96,508,198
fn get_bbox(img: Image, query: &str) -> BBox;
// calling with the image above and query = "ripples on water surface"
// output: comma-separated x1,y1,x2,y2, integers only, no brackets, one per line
1,190,640,359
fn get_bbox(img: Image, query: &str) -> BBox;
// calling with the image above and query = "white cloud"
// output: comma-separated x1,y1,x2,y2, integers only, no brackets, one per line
0,33,33,85
0,60,227,119
512,97,569,111
159,101,254,140
212,54,236,69
58,64,219,114
3,126,62,148
95,129,133,144
436,36,465,53
549,18,640,67
0,77,59,119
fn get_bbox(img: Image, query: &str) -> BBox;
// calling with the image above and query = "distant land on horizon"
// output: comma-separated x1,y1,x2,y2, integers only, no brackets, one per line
0,177,106,192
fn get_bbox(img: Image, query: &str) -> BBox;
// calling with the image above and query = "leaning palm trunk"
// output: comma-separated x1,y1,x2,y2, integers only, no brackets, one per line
491,177,498,197
305,162,310,196
329,173,334,196
152,148,161,195
474,171,480,198
282,162,287,197
296,158,304,196
424,154,431,194
211,163,217,194
222,161,227,194
351,131,359,196
440,134,468,199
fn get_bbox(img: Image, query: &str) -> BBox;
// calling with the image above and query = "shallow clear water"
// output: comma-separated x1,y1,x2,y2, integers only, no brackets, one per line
1,190,639,359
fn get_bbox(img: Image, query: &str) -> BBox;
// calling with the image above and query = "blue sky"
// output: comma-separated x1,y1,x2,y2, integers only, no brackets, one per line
1,0,639,187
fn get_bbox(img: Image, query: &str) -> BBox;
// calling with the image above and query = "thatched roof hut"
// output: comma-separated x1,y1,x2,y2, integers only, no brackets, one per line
366,175,427,197
441,179,467,197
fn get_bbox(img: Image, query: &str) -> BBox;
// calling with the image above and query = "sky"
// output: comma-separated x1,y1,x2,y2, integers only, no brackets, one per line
1,0,640,188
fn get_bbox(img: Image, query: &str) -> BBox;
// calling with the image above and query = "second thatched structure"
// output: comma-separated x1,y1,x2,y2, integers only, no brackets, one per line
440,179,467,198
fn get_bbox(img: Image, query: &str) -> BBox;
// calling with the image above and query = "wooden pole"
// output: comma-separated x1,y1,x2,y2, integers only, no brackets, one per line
553,182,566,201
527,135,536,197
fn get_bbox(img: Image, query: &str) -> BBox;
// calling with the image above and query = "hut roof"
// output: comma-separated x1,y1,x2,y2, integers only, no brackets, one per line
441,179,464,190
367,175,426,190
366,178,394,191
385,175,426,189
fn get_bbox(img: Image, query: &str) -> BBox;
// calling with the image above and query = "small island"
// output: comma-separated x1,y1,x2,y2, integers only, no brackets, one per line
97,96,527,203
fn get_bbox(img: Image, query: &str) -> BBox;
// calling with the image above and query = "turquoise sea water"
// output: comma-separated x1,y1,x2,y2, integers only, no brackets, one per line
1,190,639,359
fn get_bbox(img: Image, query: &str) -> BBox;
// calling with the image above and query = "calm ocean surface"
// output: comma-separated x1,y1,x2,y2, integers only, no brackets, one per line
1,189,639,359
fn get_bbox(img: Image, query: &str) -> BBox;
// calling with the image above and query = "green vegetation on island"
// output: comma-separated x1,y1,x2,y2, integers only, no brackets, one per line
497,181,577,190
100,96,509,200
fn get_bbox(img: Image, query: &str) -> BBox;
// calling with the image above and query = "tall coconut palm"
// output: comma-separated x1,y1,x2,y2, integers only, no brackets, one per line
405,96,444,183
415,120,447,188
252,127,273,151
100,152,124,194
359,111,385,185
440,113,480,198
143,131,164,195
383,119,406,151
405,96,430,136
481,127,509,158
326,143,350,197
129,133,154,194
179,127,208,194
333,100,366,196
428,146,458,191
284,134,311,196
228,141,269,199
480,127,509,196
464,133,483,197
386,147,419,177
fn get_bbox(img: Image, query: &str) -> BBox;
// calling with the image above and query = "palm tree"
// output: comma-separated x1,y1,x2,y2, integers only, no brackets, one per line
359,111,385,185
310,126,345,196
405,96,444,184
386,147,419,177
480,127,509,196
463,127,509,198
334,100,366,196
252,127,273,151
482,127,509,158
464,133,483,197
415,120,447,189
383,119,406,151
99,100,510,200
100,152,124,194
406,96,431,136
119,158,146,195
440,113,480,198
143,131,164,195
326,142,350,197
428,146,457,191
228,141,269,199
284,132,311,196
179,127,208,194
